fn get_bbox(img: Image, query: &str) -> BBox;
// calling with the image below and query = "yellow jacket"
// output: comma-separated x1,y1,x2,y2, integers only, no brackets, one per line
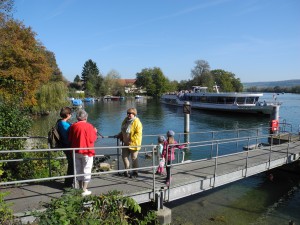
120,117,143,150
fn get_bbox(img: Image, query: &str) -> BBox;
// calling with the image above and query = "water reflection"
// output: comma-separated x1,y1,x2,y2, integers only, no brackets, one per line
30,94,300,224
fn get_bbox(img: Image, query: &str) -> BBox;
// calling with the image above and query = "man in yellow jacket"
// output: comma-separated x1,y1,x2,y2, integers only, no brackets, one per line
117,108,143,178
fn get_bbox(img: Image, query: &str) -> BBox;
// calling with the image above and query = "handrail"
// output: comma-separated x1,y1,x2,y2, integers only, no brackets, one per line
1,129,298,207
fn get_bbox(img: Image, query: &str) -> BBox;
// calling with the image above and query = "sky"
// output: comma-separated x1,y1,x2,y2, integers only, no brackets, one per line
13,0,300,83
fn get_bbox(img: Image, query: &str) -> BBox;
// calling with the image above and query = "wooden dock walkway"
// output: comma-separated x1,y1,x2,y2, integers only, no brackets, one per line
2,139,300,218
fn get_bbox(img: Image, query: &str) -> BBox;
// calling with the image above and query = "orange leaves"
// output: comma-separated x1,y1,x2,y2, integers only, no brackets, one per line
0,19,53,107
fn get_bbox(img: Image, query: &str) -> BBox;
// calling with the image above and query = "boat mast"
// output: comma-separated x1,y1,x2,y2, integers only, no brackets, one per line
213,83,220,93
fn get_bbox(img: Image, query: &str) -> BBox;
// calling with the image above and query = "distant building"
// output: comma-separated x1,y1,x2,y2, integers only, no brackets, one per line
117,79,146,94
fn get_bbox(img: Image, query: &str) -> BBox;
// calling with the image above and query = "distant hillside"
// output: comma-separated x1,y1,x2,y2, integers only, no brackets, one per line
243,79,300,88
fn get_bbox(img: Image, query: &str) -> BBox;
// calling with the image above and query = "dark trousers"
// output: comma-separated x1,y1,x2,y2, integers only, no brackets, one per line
166,160,171,180
63,150,74,187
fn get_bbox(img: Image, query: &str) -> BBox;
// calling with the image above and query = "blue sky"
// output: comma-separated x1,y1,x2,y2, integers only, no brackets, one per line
14,0,300,83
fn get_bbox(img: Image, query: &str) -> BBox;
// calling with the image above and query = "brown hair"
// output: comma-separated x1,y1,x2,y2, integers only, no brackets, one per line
60,107,72,119
167,136,175,144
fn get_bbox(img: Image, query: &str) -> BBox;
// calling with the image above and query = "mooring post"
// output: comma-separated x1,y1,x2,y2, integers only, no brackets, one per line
183,101,191,145
271,105,280,121
269,105,280,144
183,101,190,133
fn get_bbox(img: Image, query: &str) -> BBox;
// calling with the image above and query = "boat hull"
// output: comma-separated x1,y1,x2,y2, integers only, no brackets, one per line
161,94,278,115
104,96,125,101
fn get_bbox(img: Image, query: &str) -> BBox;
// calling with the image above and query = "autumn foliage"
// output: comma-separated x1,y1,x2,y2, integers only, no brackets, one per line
0,18,53,107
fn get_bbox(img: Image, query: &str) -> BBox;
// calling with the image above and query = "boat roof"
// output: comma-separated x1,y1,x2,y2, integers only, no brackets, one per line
188,92,263,97
190,86,263,97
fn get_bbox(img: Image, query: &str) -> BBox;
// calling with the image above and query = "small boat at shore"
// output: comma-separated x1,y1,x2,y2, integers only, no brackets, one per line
160,85,281,115
83,97,95,102
71,99,83,108
104,95,125,101
135,95,143,99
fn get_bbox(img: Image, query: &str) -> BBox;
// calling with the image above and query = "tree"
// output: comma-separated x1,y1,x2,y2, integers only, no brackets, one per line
0,19,52,107
45,50,65,83
191,60,210,80
81,59,102,96
151,67,169,97
33,82,70,114
211,69,243,92
198,72,215,91
232,77,243,92
103,70,123,96
69,75,82,90
136,67,170,97
74,75,81,83
0,0,14,21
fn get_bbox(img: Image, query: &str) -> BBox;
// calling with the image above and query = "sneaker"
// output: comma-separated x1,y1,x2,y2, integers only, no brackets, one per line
165,177,172,186
130,172,138,178
82,189,92,196
123,172,129,177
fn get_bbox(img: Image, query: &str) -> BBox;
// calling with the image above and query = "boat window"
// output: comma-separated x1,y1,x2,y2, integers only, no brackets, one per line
200,96,206,103
206,97,213,103
236,97,245,104
246,97,255,104
225,97,235,104
217,97,225,104
192,96,200,102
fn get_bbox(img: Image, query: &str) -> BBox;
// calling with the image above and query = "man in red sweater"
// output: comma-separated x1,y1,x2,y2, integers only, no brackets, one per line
68,109,98,196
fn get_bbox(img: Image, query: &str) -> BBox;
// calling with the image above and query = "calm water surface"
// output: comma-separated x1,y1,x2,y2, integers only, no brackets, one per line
33,93,300,225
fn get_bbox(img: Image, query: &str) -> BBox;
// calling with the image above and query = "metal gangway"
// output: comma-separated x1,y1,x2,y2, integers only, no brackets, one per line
1,126,300,217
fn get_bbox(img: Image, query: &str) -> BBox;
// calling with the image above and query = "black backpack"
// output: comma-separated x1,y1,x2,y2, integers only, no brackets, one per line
48,120,62,148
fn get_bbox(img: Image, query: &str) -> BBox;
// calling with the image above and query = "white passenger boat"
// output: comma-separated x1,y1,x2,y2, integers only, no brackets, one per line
160,85,281,115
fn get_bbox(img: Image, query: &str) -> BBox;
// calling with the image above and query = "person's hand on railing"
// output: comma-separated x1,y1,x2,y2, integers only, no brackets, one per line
114,132,123,142
97,132,104,138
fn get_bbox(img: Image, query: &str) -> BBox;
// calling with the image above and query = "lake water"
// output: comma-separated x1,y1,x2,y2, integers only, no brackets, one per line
33,93,300,225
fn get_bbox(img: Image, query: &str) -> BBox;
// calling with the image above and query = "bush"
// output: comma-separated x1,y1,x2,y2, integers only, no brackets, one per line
33,189,158,225
0,102,65,181
0,102,32,181
0,192,16,225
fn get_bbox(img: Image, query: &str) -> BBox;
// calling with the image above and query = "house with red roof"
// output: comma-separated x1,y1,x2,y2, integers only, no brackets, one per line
117,79,146,94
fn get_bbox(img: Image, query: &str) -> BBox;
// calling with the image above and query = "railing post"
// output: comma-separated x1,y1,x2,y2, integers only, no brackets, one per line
245,137,250,177
210,131,215,159
236,129,240,152
72,148,78,189
117,138,120,174
256,128,259,147
47,150,52,177
286,134,291,163
213,141,218,188
268,136,273,169
152,146,156,197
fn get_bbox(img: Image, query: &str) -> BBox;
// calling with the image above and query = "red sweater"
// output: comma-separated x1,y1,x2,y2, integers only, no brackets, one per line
68,121,97,156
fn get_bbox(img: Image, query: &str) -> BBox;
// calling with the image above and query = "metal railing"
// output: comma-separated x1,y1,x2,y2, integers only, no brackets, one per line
1,127,299,207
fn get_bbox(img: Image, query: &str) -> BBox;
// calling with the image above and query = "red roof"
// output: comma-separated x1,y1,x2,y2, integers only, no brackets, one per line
118,79,136,86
